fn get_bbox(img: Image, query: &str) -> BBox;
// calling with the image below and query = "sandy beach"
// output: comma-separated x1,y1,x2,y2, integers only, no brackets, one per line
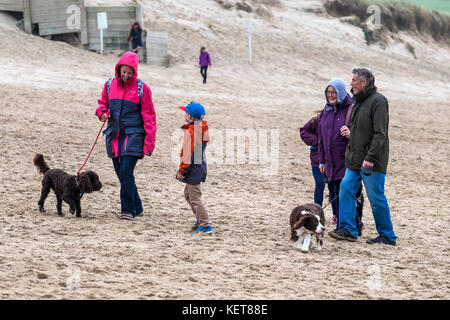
0,0,449,299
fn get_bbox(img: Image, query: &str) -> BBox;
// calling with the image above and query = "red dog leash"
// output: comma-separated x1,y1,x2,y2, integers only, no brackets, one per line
77,113,110,176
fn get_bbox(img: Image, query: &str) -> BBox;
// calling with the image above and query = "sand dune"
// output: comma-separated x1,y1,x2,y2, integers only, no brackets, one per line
0,0,449,299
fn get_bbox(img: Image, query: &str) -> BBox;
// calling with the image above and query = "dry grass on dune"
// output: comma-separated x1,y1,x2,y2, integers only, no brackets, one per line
324,0,450,45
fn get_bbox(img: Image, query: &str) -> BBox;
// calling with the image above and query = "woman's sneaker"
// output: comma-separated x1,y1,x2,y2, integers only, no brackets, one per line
120,213,134,220
193,225,212,234
332,215,337,224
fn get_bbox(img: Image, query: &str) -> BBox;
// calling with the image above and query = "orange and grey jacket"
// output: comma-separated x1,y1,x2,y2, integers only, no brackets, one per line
177,120,210,185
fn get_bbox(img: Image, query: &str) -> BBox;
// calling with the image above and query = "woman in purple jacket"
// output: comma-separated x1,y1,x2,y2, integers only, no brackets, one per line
318,78,364,232
300,112,325,206
199,47,212,84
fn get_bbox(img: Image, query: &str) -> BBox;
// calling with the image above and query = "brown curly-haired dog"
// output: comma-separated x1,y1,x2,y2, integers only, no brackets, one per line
33,153,102,217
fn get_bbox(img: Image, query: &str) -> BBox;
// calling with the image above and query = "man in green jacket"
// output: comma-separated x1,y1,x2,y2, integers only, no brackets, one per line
329,68,397,246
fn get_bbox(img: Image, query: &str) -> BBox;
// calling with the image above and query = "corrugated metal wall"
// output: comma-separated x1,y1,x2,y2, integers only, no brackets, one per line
146,31,168,66
86,6,136,51
0,0,24,12
30,0,83,36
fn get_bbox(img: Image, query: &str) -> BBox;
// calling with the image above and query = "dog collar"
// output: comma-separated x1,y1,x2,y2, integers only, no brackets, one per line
75,175,81,187
75,175,83,198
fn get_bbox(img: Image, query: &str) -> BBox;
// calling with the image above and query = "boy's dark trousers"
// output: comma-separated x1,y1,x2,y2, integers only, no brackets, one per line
200,66,208,83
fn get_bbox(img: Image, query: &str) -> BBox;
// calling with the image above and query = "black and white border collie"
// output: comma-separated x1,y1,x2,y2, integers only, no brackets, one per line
289,203,325,253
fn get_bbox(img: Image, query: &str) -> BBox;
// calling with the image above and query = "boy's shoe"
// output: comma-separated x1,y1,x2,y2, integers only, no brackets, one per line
366,235,396,246
193,225,212,234
135,211,144,217
191,220,199,231
120,213,134,220
332,215,337,224
328,228,357,242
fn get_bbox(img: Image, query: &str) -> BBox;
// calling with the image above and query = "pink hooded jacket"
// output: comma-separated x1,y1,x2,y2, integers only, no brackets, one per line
96,52,156,157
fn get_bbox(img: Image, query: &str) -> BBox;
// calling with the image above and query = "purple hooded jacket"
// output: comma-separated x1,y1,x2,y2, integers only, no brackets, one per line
300,117,321,167
318,92,354,182
199,51,212,67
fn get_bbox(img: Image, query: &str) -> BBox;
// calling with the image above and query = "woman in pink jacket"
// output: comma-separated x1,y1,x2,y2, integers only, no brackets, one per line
96,51,157,220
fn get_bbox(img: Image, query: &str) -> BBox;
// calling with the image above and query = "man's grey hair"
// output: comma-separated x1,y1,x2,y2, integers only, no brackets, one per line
352,68,375,87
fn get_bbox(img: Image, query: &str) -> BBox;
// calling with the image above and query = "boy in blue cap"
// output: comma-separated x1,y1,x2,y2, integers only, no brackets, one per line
176,101,212,234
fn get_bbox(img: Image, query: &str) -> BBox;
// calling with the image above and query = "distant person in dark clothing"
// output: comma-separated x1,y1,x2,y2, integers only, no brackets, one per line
129,22,144,53
199,47,212,84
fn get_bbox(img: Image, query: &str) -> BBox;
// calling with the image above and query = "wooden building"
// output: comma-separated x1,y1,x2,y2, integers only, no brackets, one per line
0,0,168,66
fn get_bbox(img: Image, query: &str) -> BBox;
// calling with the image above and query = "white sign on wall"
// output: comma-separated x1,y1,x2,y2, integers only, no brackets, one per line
97,12,107,56
97,12,108,29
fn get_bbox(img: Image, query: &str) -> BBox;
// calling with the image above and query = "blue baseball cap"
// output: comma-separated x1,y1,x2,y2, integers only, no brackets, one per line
178,101,206,119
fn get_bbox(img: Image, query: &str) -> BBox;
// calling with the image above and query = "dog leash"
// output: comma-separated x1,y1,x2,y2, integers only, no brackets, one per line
322,193,339,210
320,172,338,210
77,113,110,176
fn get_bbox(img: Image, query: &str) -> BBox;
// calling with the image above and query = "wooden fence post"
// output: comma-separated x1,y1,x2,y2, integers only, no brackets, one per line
136,4,143,30
23,0,32,34
136,4,145,62
79,0,88,45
